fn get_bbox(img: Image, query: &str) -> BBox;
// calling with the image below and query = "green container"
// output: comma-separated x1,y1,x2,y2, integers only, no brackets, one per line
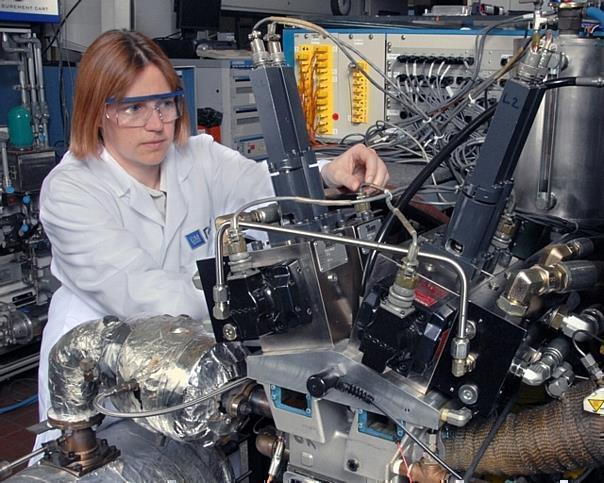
7,105,34,148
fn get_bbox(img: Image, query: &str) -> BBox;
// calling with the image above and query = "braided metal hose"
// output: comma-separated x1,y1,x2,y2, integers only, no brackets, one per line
443,381,604,476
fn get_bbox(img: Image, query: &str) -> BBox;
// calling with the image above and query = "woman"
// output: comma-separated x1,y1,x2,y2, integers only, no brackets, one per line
37,30,389,434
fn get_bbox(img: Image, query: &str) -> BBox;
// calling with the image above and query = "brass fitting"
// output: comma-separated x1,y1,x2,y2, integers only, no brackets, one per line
492,213,517,248
355,200,371,215
216,205,280,249
498,260,604,317
539,238,593,266
497,264,556,317
226,228,247,256
395,264,418,290
541,244,576,267
354,191,371,217
465,352,479,372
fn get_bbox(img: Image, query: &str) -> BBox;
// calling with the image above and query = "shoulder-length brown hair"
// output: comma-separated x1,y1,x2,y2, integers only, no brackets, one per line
70,30,190,159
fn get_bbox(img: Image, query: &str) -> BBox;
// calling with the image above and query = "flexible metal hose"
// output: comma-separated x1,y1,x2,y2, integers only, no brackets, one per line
443,381,604,476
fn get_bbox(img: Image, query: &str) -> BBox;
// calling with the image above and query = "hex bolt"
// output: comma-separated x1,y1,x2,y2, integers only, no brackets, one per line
222,323,237,341
458,384,479,405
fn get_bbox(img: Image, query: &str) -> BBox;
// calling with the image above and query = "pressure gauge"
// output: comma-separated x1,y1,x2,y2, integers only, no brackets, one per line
331,0,352,16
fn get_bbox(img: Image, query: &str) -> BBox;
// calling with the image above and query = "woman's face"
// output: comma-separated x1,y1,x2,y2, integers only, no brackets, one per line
102,64,176,176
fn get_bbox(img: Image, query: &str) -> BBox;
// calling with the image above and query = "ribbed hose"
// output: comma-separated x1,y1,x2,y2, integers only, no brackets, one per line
443,381,604,476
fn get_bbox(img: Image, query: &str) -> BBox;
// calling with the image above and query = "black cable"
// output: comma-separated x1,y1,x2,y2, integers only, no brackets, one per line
360,102,499,294
543,77,577,89
515,209,580,233
543,76,604,89
463,393,518,481
41,0,85,56
153,31,182,41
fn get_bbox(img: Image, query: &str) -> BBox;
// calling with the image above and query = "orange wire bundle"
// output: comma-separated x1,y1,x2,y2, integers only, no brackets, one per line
297,50,320,144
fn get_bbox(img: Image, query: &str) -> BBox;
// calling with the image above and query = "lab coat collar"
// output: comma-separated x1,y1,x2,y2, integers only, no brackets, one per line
87,146,190,240
92,144,193,196
89,148,133,198
88,148,163,228
162,146,189,253
172,142,194,183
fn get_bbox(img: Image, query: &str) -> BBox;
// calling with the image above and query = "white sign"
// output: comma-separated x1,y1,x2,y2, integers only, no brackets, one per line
0,0,59,17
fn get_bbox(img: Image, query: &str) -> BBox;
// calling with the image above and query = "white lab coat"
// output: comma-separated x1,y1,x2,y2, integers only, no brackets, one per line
35,134,274,442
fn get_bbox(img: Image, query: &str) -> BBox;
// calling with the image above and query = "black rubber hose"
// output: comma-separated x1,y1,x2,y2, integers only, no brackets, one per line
360,102,499,294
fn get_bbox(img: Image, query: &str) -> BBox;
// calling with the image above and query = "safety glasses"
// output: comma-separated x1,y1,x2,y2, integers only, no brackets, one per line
105,90,184,128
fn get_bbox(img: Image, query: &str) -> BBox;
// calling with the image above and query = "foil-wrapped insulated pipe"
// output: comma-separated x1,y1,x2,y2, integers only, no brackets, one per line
443,381,604,476
110,315,248,444
48,315,129,423
47,314,248,445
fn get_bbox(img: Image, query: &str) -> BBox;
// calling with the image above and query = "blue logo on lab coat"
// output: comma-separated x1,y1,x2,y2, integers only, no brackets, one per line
185,229,205,249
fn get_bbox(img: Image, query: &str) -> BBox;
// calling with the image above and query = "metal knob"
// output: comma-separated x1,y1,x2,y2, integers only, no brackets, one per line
306,370,340,398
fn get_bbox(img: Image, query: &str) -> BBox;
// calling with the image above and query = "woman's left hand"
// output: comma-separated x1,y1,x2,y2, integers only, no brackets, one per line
320,144,390,192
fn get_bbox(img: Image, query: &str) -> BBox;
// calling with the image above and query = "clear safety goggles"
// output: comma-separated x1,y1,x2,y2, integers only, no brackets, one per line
105,90,184,128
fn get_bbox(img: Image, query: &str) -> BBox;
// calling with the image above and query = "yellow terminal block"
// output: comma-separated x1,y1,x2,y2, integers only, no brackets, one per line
351,61,369,124
295,43,334,136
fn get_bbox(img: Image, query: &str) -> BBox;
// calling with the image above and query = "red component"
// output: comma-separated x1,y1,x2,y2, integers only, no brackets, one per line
415,290,438,308
332,113,340,121
3,194,20,207
198,125,221,143
415,279,448,307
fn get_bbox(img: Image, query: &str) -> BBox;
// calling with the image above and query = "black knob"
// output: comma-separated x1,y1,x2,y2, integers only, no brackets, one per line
306,370,340,398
